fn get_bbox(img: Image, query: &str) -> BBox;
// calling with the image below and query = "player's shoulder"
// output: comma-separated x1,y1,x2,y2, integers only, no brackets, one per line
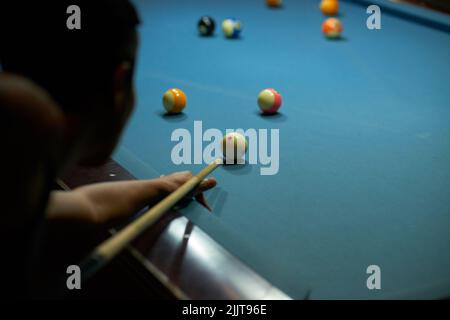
0,72,64,186
0,72,64,134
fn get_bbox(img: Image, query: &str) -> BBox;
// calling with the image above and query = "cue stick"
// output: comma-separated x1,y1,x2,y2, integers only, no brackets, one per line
80,158,222,281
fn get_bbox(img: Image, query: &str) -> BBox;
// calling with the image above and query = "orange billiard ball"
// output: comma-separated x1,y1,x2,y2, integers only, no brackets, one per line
162,88,187,114
320,0,339,16
322,18,342,39
266,0,282,8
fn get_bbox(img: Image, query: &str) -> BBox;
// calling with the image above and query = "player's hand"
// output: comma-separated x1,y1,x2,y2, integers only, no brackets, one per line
158,170,217,195
159,171,217,211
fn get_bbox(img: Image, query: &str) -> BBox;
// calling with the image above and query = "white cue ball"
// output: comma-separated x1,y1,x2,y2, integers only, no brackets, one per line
221,132,248,163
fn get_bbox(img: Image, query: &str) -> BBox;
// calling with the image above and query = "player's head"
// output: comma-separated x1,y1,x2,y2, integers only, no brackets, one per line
0,0,140,167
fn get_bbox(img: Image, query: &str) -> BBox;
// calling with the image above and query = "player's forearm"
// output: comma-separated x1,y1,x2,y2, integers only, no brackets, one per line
46,179,173,225
46,171,216,225
79,179,169,224
46,190,94,223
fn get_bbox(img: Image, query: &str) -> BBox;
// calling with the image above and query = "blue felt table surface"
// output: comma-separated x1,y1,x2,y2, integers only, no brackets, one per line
114,0,450,298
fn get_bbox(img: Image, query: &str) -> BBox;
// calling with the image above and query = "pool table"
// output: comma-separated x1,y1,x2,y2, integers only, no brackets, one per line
66,0,450,299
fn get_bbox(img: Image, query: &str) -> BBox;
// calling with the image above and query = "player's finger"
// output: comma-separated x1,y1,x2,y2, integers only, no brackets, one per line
183,177,217,200
197,177,217,193
168,171,193,184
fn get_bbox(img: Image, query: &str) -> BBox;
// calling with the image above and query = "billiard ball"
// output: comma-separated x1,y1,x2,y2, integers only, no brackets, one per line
322,18,342,39
221,132,248,163
320,0,339,16
222,18,242,38
198,16,215,36
266,0,282,8
162,88,186,114
257,88,282,114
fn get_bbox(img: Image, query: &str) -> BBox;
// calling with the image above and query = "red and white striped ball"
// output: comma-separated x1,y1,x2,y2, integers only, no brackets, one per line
322,18,342,39
257,88,282,114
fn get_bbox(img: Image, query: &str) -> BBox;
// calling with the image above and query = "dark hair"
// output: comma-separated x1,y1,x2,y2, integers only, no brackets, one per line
0,0,140,113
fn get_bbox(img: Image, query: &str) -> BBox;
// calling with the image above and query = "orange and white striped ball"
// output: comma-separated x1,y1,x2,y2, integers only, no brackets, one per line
266,0,282,8
320,0,339,16
222,132,248,163
162,88,186,114
322,18,342,39
257,88,282,114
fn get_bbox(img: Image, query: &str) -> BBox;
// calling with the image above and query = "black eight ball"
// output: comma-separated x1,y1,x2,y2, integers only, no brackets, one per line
198,16,215,36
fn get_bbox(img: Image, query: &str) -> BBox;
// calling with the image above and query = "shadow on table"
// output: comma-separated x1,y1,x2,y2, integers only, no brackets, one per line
156,110,188,122
205,187,228,217
325,36,348,42
222,161,253,175
256,111,288,123
197,33,218,39
267,4,285,10
224,35,244,41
